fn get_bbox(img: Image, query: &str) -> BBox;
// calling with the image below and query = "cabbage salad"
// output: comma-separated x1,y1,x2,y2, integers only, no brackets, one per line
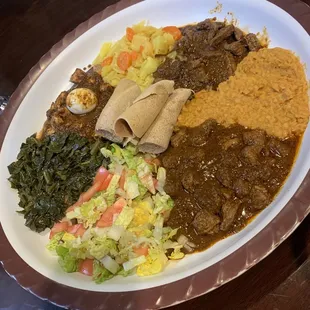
46,144,184,283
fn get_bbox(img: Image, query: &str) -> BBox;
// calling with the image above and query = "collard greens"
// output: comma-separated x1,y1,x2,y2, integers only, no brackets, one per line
8,133,109,232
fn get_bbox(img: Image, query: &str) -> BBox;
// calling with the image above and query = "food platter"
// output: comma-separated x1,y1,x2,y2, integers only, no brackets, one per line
0,0,310,309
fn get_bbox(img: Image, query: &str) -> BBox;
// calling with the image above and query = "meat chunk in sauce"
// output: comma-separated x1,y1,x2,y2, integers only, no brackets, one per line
233,179,251,198
160,121,298,252
243,130,266,147
245,33,262,51
224,41,247,56
210,25,235,46
250,185,270,210
70,68,86,84
154,20,261,92
220,199,241,231
171,129,188,148
192,210,220,235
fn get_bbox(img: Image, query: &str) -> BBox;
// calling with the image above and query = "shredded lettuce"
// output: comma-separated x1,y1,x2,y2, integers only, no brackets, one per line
153,193,174,215
92,260,114,284
114,206,134,228
56,245,79,273
46,232,64,252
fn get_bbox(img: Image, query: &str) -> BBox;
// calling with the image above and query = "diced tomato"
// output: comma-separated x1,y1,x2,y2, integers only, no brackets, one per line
99,173,113,191
153,178,158,189
163,26,182,40
96,198,127,228
152,158,161,167
49,222,69,239
67,224,81,235
74,225,86,237
80,182,102,203
102,56,113,67
79,259,94,276
119,170,126,190
126,27,135,41
117,52,132,71
133,246,149,257
93,167,110,185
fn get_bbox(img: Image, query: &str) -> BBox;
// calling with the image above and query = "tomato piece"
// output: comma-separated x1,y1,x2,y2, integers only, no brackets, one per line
117,52,132,71
153,178,158,189
131,51,139,62
80,182,102,202
96,198,126,228
79,259,94,276
133,246,149,257
126,27,135,41
74,225,86,237
102,56,113,67
119,170,126,190
93,167,110,185
67,224,81,235
163,26,182,40
49,222,69,239
99,173,113,191
152,158,161,167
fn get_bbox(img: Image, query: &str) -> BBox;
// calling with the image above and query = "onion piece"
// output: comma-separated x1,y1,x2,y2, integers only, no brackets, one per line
107,225,124,241
100,255,120,274
123,255,146,271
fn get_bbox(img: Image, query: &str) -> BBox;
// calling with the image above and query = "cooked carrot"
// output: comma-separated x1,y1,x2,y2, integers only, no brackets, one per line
131,51,139,62
163,26,182,40
117,52,132,71
140,45,144,53
126,27,135,41
102,56,113,67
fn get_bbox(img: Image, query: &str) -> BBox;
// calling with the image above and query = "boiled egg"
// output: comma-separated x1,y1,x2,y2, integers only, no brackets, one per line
66,88,98,114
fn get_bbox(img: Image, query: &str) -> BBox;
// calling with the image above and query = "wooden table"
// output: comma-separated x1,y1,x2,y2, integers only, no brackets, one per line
0,0,310,309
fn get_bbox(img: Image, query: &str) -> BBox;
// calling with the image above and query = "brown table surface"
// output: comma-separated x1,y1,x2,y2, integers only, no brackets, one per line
1,0,310,309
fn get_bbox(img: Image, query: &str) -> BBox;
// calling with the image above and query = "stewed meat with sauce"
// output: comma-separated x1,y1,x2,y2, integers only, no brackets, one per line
160,120,298,252
154,19,262,91
37,69,113,139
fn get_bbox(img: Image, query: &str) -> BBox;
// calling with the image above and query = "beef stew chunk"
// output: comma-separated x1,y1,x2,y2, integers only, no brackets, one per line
161,120,298,252
154,19,262,91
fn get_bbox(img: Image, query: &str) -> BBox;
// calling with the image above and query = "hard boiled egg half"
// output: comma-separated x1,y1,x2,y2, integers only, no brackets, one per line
66,88,98,114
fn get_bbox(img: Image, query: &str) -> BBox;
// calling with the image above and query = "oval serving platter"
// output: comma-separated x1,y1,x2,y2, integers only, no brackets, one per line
0,0,310,308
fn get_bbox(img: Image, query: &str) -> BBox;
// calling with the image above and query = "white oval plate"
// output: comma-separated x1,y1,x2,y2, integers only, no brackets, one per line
0,0,309,292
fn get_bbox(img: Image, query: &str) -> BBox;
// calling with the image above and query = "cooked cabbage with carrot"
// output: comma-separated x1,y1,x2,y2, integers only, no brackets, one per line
92,21,181,89
46,144,184,283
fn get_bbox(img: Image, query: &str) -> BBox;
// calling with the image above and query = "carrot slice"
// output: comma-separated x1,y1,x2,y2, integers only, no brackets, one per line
117,52,132,71
163,26,182,40
131,51,139,62
139,45,144,53
102,56,113,67
126,27,135,41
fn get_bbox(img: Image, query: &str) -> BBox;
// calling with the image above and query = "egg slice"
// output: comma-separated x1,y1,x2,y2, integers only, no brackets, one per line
66,88,98,114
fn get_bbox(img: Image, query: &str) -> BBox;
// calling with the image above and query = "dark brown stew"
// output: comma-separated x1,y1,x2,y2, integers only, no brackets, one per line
39,69,113,139
160,120,298,252
154,18,262,92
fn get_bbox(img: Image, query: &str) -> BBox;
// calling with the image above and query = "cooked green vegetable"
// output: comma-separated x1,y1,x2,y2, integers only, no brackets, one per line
8,133,109,232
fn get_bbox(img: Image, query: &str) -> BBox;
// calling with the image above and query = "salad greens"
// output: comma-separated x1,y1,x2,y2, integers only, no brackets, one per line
8,133,109,232
47,144,184,282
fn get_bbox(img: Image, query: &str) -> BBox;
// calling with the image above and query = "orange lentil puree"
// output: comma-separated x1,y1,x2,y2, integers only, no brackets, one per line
178,48,309,139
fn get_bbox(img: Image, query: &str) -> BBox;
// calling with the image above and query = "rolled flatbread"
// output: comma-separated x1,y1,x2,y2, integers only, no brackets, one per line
138,88,192,154
114,80,175,138
95,79,141,143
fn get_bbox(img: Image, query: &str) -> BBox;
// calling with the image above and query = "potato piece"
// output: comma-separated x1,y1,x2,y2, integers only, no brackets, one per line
93,42,112,65
140,57,159,79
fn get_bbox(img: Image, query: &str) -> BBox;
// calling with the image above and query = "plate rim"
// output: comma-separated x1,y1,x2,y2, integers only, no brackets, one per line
0,0,310,308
